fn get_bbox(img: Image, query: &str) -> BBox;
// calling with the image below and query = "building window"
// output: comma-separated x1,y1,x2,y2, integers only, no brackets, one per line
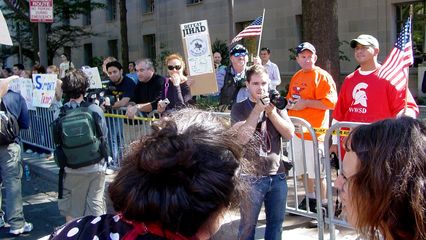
187,0,203,5
395,1,426,67
84,43,93,66
106,0,117,21
143,34,156,62
83,11,91,26
142,0,154,13
108,39,118,59
63,8,70,26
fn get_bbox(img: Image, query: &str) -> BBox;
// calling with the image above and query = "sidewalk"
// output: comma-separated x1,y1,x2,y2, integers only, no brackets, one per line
23,152,359,240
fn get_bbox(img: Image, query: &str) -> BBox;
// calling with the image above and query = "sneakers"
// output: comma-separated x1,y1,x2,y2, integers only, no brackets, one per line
9,222,33,235
298,197,317,213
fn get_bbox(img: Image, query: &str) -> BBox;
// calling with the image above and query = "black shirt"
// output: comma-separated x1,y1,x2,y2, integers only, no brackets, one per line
131,74,165,110
106,75,136,101
162,78,193,111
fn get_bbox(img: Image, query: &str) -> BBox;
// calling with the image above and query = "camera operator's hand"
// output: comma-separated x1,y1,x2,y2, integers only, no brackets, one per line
126,105,138,119
255,95,270,113
265,103,277,117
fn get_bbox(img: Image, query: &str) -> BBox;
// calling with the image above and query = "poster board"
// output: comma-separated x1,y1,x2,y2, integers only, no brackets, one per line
180,20,217,95
82,67,103,89
8,78,35,110
0,10,12,45
32,74,57,108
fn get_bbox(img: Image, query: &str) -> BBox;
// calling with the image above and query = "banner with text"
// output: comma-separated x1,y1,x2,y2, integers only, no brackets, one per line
32,74,57,108
180,20,217,95
9,78,35,110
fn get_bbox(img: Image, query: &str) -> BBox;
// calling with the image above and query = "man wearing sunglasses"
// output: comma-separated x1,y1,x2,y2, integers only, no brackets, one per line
217,44,250,110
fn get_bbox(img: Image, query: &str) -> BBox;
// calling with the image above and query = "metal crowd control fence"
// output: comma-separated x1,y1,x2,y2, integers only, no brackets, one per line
103,108,156,167
20,108,56,152
323,121,367,240
286,116,326,240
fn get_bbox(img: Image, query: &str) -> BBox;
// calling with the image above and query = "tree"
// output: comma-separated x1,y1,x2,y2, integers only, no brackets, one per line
301,0,342,88
2,0,104,65
119,0,129,73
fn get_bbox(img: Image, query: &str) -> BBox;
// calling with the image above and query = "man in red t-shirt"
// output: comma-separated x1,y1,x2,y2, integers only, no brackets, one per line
331,34,418,154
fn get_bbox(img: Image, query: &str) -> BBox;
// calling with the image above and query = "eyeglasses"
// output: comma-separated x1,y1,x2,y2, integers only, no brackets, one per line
167,65,182,71
232,52,247,57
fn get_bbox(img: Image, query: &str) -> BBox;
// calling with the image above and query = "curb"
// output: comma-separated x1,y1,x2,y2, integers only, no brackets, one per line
22,153,59,184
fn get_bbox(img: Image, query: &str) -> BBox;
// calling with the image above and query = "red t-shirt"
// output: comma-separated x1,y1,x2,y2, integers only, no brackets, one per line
333,69,418,123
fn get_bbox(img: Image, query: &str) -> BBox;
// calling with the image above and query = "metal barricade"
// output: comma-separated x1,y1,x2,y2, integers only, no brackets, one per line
20,108,56,151
104,108,156,167
286,116,326,240
323,121,367,240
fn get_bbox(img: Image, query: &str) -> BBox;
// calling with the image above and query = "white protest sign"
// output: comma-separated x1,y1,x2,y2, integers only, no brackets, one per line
32,74,57,108
82,67,102,89
181,20,213,76
180,20,217,95
0,10,12,46
8,78,35,110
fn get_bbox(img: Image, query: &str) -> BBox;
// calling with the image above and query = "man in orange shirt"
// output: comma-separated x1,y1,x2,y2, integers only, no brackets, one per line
286,42,337,213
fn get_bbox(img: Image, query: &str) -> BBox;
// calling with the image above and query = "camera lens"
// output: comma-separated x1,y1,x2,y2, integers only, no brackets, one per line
269,90,287,110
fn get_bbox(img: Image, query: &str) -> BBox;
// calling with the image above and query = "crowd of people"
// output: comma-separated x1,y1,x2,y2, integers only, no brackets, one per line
0,32,424,240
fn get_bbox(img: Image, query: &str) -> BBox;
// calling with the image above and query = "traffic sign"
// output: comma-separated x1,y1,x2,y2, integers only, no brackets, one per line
30,0,53,23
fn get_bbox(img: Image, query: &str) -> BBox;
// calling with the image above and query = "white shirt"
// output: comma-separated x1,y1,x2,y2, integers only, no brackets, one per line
263,60,281,90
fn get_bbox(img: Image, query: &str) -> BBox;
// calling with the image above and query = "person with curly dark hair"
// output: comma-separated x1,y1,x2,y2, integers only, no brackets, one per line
56,69,108,223
49,108,245,240
334,117,426,240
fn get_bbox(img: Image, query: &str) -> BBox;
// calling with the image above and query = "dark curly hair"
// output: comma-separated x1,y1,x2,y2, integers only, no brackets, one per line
108,109,243,238
346,117,426,240
61,69,89,99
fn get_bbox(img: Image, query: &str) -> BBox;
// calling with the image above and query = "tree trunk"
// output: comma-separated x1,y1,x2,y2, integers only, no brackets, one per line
119,0,129,73
302,0,342,89
30,23,39,63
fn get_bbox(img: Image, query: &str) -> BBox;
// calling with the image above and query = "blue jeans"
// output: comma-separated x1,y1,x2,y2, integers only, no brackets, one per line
0,143,27,229
238,173,288,240
106,116,123,165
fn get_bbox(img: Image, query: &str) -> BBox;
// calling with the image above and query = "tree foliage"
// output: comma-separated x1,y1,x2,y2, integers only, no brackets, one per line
1,0,104,64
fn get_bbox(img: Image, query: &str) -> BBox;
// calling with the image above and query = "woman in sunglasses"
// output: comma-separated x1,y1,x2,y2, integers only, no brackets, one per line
158,53,194,114
334,117,426,240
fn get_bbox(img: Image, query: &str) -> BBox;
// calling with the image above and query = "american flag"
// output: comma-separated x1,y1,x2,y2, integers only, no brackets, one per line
231,16,263,44
377,18,413,91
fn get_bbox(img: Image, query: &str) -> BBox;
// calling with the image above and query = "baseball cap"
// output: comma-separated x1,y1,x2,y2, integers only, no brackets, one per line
296,42,316,54
350,34,379,49
230,44,248,55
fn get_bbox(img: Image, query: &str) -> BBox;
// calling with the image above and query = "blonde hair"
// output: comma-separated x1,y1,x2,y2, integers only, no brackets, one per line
47,65,59,75
164,53,186,71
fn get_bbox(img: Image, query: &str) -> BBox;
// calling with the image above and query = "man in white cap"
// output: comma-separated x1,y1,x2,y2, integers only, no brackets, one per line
331,35,419,158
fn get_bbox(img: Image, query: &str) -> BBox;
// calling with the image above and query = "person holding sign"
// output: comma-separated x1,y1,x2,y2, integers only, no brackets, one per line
217,44,250,110
47,65,63,110
157,53,193,114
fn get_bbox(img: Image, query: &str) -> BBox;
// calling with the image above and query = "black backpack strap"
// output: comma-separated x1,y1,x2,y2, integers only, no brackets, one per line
58,167,65,199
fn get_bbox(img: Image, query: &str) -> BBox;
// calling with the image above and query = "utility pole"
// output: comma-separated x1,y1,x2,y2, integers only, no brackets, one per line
38,22,48,67
228,0,235,44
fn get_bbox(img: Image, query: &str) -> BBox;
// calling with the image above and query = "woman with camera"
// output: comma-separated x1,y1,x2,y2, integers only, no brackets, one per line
157,53,194,114
334,117,426,240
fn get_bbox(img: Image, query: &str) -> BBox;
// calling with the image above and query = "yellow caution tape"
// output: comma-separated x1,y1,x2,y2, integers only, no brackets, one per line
297,126,350,137
104,113,157,121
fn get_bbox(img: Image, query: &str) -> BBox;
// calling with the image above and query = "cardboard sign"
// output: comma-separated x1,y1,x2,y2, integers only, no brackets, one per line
0,10,12,45
32,74,57,108
180,20,217,95
8,78,35,110
30,0,53,23
82,67,103,89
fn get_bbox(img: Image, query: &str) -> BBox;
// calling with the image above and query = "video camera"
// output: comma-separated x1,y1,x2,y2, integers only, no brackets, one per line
268,89,287,110
85,87,117,109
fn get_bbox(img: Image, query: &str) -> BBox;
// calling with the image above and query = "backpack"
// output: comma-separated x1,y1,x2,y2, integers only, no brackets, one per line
51,102,108,169
0,100,19,145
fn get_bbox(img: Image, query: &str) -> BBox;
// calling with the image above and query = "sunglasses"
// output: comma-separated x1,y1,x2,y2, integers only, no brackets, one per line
167,65,182,71
232,52,247,57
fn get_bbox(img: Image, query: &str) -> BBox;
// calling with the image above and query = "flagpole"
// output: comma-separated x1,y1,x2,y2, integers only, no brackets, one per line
404,5,414,114
256,8,266,57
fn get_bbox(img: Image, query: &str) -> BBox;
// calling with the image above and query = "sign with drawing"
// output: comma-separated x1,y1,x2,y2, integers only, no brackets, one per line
180,20,217,95
82,67,102,89
8,78,35,110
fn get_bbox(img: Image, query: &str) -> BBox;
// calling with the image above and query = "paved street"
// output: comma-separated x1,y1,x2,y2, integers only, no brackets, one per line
0,174,64,240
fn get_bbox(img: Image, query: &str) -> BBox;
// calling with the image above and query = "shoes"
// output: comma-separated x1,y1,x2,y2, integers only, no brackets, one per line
105,168,115,175
0,216,4,228
9,222,33,235
298,197,317,213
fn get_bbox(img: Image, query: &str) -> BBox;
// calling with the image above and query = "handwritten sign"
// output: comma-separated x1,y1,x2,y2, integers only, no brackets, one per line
82,67,102,89
8,78,35,110
0,10,12,45
32,74,57,108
